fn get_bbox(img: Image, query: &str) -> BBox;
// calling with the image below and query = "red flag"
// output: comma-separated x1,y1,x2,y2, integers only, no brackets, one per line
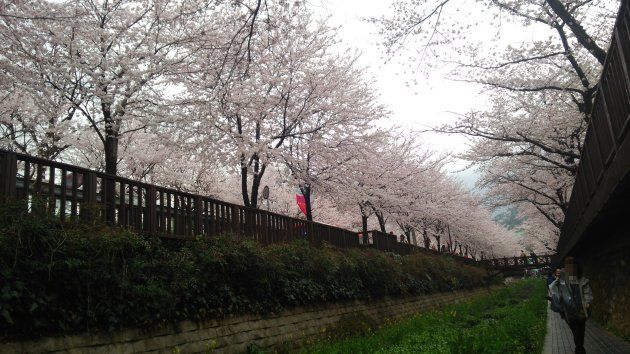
295,189,307,216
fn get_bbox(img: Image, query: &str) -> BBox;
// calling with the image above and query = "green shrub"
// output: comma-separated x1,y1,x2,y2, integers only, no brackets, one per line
0,200,495,341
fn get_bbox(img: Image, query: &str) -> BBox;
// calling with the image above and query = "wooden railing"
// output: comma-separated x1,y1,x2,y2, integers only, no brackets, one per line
362,230,480,265
559,2,630,257
480,254,554,271
0,150,479,265
0,150,359,249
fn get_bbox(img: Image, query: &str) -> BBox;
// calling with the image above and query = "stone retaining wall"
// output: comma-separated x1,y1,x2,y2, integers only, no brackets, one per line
1,285,502,354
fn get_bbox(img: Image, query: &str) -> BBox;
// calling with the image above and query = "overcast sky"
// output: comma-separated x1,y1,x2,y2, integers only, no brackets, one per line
309,0,489,188
308,0,567,191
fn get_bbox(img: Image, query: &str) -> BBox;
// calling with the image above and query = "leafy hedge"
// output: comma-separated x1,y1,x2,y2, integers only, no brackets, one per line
0,201,494,341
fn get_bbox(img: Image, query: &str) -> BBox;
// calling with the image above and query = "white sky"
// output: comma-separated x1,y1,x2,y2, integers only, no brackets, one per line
310,0,556,189
310,0,487,187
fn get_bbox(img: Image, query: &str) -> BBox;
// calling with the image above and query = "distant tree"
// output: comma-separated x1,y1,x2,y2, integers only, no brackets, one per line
374,0,619,245
492,205,524,230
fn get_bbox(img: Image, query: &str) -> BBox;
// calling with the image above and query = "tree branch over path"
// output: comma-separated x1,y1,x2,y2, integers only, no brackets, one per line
545,0,607,65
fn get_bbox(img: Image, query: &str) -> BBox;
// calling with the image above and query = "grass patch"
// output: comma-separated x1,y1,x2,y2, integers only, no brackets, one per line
300,279,547,354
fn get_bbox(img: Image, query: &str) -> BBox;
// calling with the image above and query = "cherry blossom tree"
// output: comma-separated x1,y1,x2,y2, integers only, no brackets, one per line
375,0,620,247
186,1,389,210
281,109,388,221
0,0,523,255
0,0,218,175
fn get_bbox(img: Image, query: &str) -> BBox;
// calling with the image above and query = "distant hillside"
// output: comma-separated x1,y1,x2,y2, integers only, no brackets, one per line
492,205,524,230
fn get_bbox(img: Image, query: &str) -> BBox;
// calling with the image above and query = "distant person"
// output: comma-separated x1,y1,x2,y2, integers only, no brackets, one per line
530,250,538,265
547,267,562,302
441,244,446,253
549,257,592,354
547,267,560,287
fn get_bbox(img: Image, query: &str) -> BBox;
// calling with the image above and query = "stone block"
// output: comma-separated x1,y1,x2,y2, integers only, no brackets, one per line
144,336,167,351
66,347,91,354
111,343,137,354
131,339,147,353
248,318,269,332
248,328,267,341
176,340,204,353
212,335,231,349
0,342,23,353
262,326,281,339
112,329,140,344
226,330,250,345
199,318,220,330
161,333,188,347
177,321,199,333
26,336,64,353
179,329,201,344
201,326,221,340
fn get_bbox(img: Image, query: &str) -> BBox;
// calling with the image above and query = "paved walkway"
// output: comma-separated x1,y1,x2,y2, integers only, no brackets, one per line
543,306,630,354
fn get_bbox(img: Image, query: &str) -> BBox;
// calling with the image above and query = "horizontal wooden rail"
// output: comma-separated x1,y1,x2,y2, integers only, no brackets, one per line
0,149,488,266
480,254,554,271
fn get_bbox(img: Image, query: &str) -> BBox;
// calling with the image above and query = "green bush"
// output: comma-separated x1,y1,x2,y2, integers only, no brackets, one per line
0,200,495,341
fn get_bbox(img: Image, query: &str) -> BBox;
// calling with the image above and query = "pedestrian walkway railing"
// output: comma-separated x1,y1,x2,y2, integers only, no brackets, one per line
480,254,554,270
361,230,480,265
0,150,359,248
0,150,479,265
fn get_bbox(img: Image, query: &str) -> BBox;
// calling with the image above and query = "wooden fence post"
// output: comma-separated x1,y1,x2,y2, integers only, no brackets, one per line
194,195,203,236
232,205,240,238
103,176,116,225
261,210,268,244
0,151,17,199
146,185,157,235
287,218,293,243
81,171,97,222
308,222,318,247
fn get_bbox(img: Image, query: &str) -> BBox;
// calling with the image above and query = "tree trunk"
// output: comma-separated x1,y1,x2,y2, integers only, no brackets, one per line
102,104,118,225
375,211,386,233
241,156,267,209
423,229,430,249
241,164,250,207
103,119,118,176
359,204,369,238
447,225,453,252
250,171,262,209
361,207,369,245
545,0,607,65
301,185,312,221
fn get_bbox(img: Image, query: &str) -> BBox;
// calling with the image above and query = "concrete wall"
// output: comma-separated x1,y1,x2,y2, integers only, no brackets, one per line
0,286,499,354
